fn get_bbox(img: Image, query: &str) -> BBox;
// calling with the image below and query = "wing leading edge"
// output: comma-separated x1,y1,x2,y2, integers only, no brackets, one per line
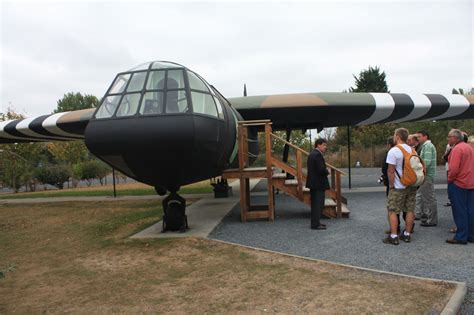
0,108,95,143
229,92,474,130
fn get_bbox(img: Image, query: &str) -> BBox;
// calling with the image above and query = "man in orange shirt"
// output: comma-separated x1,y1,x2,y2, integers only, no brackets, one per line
446,129,474,245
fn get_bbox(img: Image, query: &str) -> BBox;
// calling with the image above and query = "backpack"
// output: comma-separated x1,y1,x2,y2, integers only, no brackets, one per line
395,144,425,187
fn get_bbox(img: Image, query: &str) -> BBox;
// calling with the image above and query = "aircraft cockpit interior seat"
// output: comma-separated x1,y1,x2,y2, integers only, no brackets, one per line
166,78,180,113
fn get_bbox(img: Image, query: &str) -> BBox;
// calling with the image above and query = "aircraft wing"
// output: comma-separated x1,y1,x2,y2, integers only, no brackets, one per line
229,92,474,130
0,108,95,143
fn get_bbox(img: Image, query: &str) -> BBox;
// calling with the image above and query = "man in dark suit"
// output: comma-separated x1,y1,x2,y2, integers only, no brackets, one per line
306,138,330,230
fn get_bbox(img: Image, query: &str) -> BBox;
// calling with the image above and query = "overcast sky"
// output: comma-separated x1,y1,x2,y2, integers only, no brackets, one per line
1,0,473,117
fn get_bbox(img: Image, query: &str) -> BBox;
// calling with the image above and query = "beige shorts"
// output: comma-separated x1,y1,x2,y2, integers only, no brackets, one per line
387,187,417,214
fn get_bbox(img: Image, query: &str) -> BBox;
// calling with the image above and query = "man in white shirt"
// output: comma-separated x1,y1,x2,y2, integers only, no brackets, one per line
383,128,418,245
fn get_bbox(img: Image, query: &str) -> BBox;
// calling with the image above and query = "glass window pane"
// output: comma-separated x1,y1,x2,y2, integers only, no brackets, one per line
109,74,131,94
166,90,188,114
127,72,147,92
167,70,185,89
128,62,152,71
191,92,218,118
116,93,141,117
213,96,224,119
187,71,209,92
140,91,164,115
95,95,122,119
146,70,166,90
151,61,178,69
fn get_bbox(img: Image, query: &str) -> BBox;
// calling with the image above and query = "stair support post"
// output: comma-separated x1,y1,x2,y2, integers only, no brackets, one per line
296,150,304,200
336,172,342,218
265,122,275,221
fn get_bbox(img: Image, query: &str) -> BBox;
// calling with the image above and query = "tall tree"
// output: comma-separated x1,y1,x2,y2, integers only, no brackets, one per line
50,92,101,187
349,66,389,93
54,92,99,113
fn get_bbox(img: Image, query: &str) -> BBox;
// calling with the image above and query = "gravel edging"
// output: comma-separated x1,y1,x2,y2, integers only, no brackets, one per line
208,238,467,314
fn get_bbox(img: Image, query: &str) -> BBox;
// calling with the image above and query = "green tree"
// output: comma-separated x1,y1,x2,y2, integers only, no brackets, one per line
49,92,99,187
349,66,389,93
73,160,110,186
0,109,46,192
34,164,71,189
54,92,99,113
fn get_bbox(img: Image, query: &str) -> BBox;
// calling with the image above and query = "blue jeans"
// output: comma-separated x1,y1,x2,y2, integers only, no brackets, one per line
448,183,474,242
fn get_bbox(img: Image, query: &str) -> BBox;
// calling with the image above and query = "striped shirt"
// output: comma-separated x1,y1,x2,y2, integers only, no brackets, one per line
420,140,437,181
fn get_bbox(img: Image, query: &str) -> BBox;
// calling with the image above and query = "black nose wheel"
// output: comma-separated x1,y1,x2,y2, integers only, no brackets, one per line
161,191,188,233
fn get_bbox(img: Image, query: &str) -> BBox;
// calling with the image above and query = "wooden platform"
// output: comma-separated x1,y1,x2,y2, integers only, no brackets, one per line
222,120,350,222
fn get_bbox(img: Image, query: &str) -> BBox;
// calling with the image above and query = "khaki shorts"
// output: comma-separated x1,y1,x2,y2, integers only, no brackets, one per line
387,187,417,214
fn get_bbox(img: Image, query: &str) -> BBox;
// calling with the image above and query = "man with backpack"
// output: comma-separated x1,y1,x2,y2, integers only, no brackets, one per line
384,128,425,245
415,130,438,226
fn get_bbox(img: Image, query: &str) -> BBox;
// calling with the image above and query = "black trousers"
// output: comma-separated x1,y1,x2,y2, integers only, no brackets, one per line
310,189,325,228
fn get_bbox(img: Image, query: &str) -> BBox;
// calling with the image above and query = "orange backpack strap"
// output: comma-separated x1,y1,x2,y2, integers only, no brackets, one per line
396,144,413,157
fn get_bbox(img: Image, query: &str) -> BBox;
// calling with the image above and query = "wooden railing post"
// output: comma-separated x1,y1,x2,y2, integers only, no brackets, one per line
296,150,303,200
242,128,249,168
237,124,247,221
265,123,274,220
336,172,342,218
330,168,336,190
238,124,245,171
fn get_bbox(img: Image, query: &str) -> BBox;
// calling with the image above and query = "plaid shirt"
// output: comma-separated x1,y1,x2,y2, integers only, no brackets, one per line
420,140,437,180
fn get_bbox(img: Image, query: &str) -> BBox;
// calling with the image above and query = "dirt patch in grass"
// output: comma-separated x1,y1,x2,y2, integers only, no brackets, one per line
0,201,455,313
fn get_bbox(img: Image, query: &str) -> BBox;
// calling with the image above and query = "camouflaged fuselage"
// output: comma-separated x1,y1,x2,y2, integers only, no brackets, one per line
229,92,474,130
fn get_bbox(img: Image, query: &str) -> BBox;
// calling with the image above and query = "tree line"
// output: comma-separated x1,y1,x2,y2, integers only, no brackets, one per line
0,93,116,193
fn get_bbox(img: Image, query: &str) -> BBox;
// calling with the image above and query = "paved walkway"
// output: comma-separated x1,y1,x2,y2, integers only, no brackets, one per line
131,179,260,239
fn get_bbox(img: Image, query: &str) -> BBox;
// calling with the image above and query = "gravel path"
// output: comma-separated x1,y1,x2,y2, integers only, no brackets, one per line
210,185,473,313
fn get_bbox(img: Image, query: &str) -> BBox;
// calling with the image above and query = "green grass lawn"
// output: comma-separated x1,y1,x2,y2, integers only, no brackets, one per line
0,182,213,199
0,200,455,313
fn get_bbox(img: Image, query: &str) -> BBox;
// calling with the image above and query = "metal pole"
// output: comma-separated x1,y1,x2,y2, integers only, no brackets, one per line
347,125,352,189
112,168,117,197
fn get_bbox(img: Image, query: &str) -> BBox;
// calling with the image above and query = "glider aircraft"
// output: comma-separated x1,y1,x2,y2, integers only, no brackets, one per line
1,61,473,231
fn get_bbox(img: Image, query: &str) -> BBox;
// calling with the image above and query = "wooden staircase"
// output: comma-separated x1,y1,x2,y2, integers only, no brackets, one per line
223,120,349,221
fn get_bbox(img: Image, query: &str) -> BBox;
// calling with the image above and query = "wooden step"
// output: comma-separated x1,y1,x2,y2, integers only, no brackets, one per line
223,167,272,179
323,204,350,218
284,179,298,186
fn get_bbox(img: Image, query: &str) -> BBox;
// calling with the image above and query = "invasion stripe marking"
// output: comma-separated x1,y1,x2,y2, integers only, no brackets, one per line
418,94,450,121
42,113,84,139
356,93,395,126
428,94,470,121
390,94,432,123
378,93,414,124
16,116,78,140
0,120,40,141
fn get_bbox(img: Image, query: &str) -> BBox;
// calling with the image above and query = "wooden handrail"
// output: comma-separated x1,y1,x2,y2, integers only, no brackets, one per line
270,132,347,176
238,119,272,127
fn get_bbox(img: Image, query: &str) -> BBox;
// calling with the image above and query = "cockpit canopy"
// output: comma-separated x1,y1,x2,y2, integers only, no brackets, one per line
94,61,225,120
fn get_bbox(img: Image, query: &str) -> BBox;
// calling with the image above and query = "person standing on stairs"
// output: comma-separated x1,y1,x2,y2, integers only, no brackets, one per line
306,138,330,230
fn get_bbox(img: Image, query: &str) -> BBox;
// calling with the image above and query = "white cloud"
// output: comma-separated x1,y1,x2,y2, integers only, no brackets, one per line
1,0,472,116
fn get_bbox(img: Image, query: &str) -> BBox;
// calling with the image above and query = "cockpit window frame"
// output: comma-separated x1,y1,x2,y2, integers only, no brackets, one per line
93,62,226,121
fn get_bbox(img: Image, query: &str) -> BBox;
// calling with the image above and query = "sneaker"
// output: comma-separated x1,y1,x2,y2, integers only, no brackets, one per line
383,236,399,245
384,228,401,234
400,232,411,243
